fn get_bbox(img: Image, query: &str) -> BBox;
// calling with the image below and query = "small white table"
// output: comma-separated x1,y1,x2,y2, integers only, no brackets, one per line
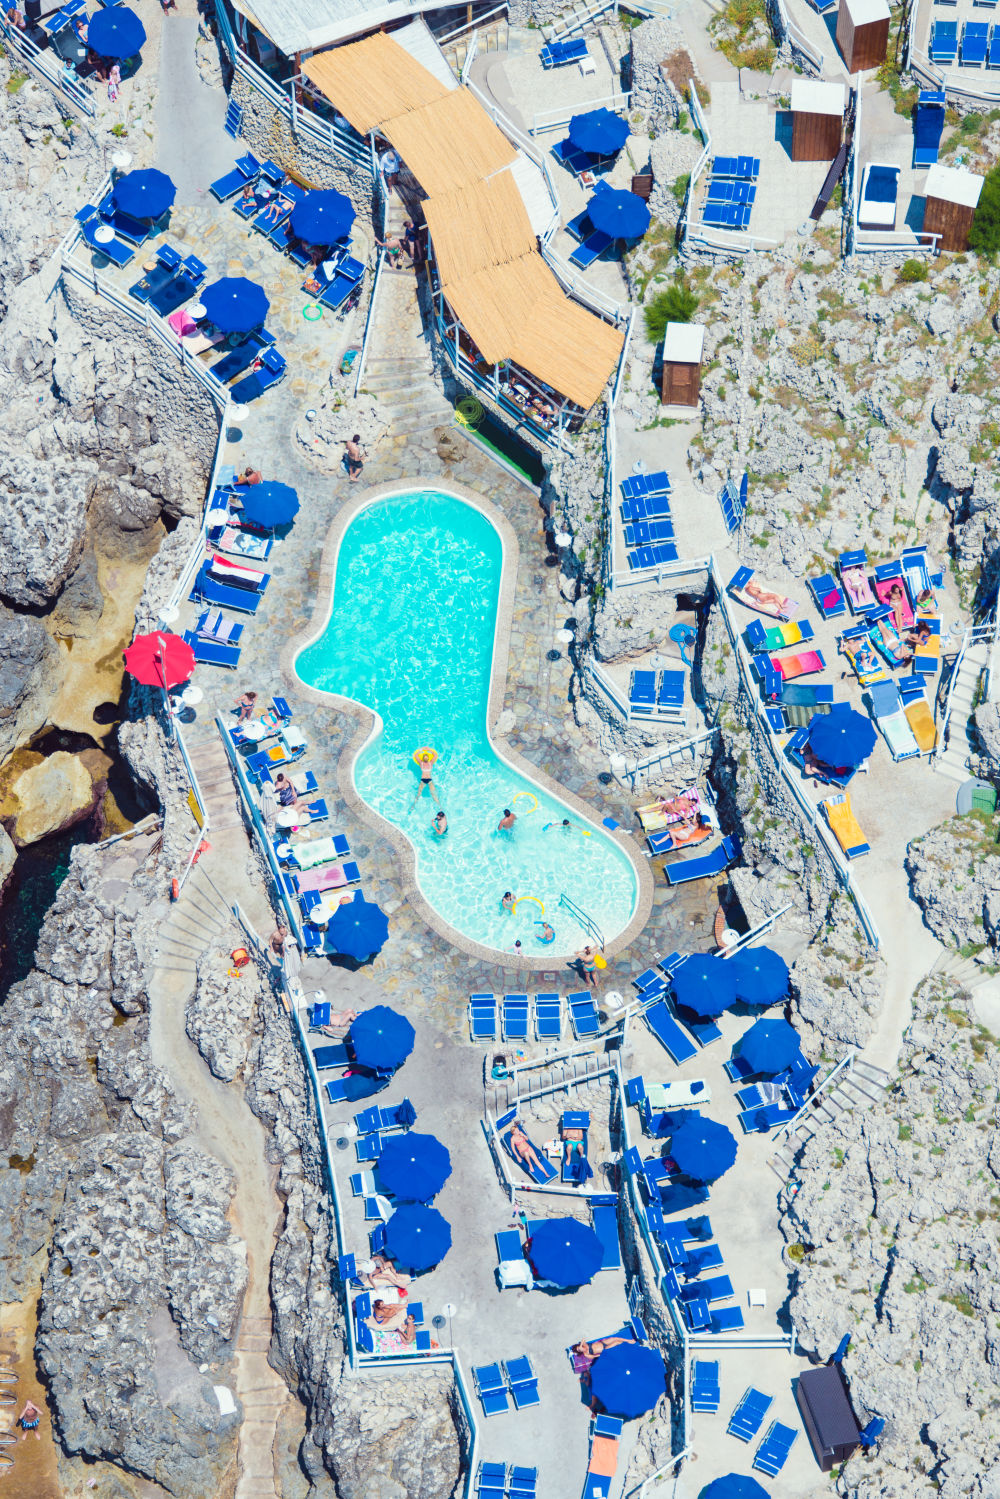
188,302,207,320
180,684,204,707
94,225,115,244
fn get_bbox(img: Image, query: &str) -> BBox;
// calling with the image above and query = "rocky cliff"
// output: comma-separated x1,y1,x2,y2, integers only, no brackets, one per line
780,976,1000,1499
907,810,1000,957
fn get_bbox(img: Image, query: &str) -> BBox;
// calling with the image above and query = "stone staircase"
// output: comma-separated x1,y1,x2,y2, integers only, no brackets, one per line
357,260,454,438
767,1056,891,1179
541,0,616,40
234,1316,289,1499
934,640,988,783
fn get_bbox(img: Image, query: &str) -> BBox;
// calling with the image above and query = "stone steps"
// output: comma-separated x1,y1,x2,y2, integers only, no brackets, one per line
234,1343,289,1499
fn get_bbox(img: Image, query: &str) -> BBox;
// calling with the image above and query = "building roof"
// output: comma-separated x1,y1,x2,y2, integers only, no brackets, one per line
305,31,623,409
663,322,705,364
240,0,418,59
841,0,890,24
925,162,984,208
790,79,845,116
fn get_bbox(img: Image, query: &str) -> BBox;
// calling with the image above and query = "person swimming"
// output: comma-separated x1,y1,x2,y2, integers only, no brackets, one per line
536,921,556,944
501,891,515,915
431,810,448,837
497,808,516,832
542,818,572,833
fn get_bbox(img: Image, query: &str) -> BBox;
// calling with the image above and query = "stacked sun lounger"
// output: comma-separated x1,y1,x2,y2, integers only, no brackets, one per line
729,1387,773,1441
472,1360,539,1416
691,1358,721,1412
541,34,589,66
619,471,677,570
467,991,569,1041
629,667,686,721
663,1265,745,1334
753,1421,799,1475
476,1463,537,1499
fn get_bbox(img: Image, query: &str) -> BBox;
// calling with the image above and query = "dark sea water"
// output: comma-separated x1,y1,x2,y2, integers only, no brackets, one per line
0,822,95,999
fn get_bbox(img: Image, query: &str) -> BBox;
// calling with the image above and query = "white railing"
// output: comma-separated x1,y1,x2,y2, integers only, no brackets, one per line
851,90,938,258
548,0,616,39
530,90,632,136
707,557,881,949
767,0,824,73
159,400,234,622
611,727,719,791
679,86,712,249
612,308,635,410
934,620,992,765
623,1449,693,1499
434,312,573,451
983,608,1000,704
539,239,630,321
460,29,479,82
714,900,793,957
432,0,508,48
608,554,713,593
772,1051,854,1141
0,13,95,116
215,714,303,941
586,659,687,727
353,247,385,398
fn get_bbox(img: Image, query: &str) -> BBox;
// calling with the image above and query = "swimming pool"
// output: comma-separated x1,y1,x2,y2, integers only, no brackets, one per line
295,489,640,959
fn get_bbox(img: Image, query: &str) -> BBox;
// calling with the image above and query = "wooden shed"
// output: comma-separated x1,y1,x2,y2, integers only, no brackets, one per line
923,163,984,252
836,0,890,73
661,322,705,408
795,1366,861,1472
790,80,845,162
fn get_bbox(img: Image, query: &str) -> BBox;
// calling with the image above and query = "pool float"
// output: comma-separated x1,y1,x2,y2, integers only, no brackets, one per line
513,895,544,914
413,747,438,765
593,953,607,970
512,791,538,813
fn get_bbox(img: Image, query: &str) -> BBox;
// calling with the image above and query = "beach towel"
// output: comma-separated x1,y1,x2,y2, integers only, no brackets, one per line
840,563,875,612
210,553,265,586
874,572,914,630
637,790,700,832
731,575,796,621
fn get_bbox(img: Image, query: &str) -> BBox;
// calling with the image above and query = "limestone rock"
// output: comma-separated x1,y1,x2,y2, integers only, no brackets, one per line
906,813,1000,954
0,454,91,606
0,602,58,762
790,894,886,1054
3,749,100,846
186,950,264,1083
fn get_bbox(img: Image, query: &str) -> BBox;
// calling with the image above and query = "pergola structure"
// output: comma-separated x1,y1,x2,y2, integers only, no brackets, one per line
304,31,624,442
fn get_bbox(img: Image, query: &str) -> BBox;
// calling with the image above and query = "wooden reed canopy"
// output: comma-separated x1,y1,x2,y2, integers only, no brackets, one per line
423,175,537,288
386,93,517,195
302,32,450,136
305,31,624,410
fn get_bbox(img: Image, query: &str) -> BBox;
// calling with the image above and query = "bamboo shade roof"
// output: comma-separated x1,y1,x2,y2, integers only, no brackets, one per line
302,33,451,135
423,174,537,287
385,92,517,194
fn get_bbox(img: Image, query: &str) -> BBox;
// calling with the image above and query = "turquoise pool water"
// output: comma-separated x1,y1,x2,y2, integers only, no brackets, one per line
296,490,638,957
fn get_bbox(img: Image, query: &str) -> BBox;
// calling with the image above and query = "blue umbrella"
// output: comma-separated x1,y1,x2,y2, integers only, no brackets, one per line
113,169,175,220
807,709,877,770
88,5,146,56
587,188,651,241
384,1204,451,1271
238,481,299,529
728,945,790,1006
701,1478,770,1499
200,277,270,334
349,1004,414,1069
290,189,354,246
377,1132,451,1202
738,1018,801,1076
669,1116,738,1183
528,1218,603,1287
324,896,389,963
671,954,738,1018
591,1343,667,1417
568,107,629,157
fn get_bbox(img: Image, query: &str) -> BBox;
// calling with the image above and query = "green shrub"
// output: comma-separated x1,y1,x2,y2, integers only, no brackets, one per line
900,258,929,283
968,163,1000,253
644,279,699,342
961,112,984,134
671,172,691,205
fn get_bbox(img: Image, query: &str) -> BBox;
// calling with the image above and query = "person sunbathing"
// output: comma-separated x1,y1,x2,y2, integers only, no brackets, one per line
319,1007,358,1037
367,1301,416,1341
851,641,879,677
239,181,257,212
361,1254,411,1290
742,578,788,614
905,621,933,652
801,747,827,781
670,814,711,847
262,193,292,225
562,1126,585,1162
655,792,698,820
508,1122,546,1174
274,772,302,807
886,582,911,631
571,1336,629,1370
872,617,907,664
841,565,869,606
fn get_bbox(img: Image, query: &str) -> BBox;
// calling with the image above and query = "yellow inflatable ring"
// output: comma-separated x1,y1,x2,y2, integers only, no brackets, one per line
413,747,438,765
593,953,607,970
513,791,538,813
513,895,545,915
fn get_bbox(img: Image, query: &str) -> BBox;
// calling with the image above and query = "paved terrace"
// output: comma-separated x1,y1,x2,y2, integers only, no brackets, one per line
855,82,929,247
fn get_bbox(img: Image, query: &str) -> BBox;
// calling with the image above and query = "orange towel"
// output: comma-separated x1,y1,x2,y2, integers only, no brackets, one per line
588,1437,619,1478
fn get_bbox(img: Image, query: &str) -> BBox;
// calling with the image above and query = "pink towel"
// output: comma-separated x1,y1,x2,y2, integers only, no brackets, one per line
296,865,345,893
168,309,197,338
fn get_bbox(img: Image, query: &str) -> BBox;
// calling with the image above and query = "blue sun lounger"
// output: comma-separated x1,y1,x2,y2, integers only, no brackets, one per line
729,1387,773,1442
211,152,260,200
501,1122,558,1184
930,19,958,60
190,562,266,614
541,34,588,65
552,138,594,175
913,90,946,164
534,993,563,1040
664,833,740,886
590,1194,621,1270
211,335,269,385
753,1421,799,1476
148,271,201,317
962,19,988,61
231,350,287,403
82,217,135,267
621,493,672,523
569,229,614,268
502,993,530,1041
568,992,600,1038
660,1180,709,1213
182,628,240,668
810,573,847,619
503,1356,540,1410
691,1360,721,1413
472,1363,508,1417
643,1000,697,1063
468,993,497,1040
566,207,593,241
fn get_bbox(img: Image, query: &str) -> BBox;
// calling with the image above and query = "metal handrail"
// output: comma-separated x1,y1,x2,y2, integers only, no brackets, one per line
539,239,629,322
432,0,508,47
612,308,635,410
715,901,793,957
558,892,604,948
159,399,233,621
608,555,714,592
772,1051,854,1141
353,247,385,398
460,29,479,83
586,659,686,726
530,90,632,136
613,728,719,791
214,714,303,941
933,621,992,763
680,85,712,246
0,13,95,115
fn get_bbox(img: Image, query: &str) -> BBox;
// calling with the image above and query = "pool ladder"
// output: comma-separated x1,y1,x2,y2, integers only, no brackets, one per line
558,892,604,950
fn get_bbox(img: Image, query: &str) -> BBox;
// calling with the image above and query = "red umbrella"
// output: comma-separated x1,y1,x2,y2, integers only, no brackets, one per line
123,631,195,691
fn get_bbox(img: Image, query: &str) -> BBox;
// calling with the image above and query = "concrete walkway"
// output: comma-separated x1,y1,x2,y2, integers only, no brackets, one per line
155,16,235,205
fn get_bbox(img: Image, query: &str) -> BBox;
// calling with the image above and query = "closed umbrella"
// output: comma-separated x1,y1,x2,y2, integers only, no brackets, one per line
384,1203,451,1271
239,481,299,529
113,169,175,220
568,107,629,157
807,709,877,770
527,1218,603,1287
88,5,146,56
377,1132,451,1202
729,945,790,1006
671,954,738,1018
738,1018,801,1076
587,188,651,241
590,1343,667,1418
326,897,390,962
700,1478,770,1499
259,779,278,835
290,189,354,246
349,1005,414,1069
123,630,194,690
669,1116,738,1183
200,277,270,334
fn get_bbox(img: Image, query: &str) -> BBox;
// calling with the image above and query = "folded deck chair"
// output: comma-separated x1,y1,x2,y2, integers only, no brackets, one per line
728,1387,773,1441
182,628,240,668
590,1195,621,1270
500,1123,558,1184
664,833,741,886
839,549,876,612
643,1000,697,1063
727,565,795,621
568,992,600,1038
746,618,815,651
754,1421,799,1476
810,574,847,619
822,793,870,858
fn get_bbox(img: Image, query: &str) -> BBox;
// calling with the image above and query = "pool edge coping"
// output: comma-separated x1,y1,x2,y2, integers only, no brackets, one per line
280,479,654,973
